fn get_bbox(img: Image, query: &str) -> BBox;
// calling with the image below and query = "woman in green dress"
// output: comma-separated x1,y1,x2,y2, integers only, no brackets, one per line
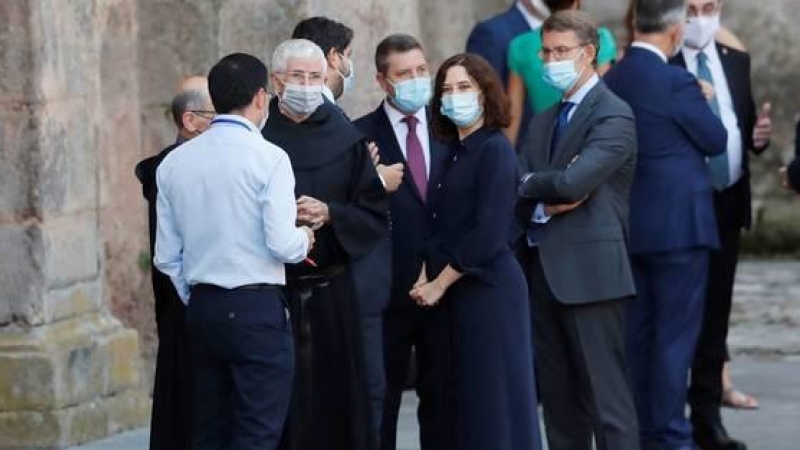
504,0,617,145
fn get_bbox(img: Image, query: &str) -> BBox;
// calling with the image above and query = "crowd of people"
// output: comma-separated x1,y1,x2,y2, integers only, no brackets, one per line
135,1,800,450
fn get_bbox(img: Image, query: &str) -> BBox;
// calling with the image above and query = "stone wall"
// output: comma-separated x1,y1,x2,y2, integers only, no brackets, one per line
0,1,149,448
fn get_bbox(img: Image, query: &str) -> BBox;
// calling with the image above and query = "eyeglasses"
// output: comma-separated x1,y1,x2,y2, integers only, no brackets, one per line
190,110,216,120
539,45,584,61
282,70,325,84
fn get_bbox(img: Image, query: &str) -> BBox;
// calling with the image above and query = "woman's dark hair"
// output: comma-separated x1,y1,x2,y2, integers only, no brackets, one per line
208,53,267,114
431,53,510,141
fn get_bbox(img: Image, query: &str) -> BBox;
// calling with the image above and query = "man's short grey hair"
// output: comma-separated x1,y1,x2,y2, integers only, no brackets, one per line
171,90,207,128
634,0,687,34
271,39,327,74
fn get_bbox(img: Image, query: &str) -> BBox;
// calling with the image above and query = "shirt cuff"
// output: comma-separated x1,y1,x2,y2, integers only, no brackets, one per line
520,172,534,185
532,202,551,224
378,173,387,188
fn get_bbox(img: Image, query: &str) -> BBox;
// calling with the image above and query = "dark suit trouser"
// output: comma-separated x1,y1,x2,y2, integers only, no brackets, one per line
381,305,451,450
689,187,743,429
187,285,294,450
528,249,639,450
352,239,392,445
628,250,708,450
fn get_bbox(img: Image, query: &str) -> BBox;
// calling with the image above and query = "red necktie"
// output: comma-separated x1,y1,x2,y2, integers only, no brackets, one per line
403,116,428,200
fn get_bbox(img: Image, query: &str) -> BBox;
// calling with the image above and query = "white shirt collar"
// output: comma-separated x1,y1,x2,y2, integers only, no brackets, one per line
515,0,549,30
631,41,668,63
322,85,336,104
565,73,599,106
210,114,259,133
383,99,428,128
682,41,720,66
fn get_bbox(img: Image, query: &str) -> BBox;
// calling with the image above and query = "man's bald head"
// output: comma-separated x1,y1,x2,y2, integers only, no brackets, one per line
171,75,214,139
178,76,211,97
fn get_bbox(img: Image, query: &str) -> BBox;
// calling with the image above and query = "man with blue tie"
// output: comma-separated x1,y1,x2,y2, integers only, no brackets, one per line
354,34,450,450
154,53,315,450
672,2,772,448
604,1,728,449
517,11,639,450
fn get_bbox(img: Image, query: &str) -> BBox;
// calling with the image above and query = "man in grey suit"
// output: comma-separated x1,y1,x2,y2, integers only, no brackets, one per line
517,11,640,450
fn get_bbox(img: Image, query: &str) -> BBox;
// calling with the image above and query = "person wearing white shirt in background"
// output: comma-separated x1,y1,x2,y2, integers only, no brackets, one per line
673,2,772,449
154,52,313,450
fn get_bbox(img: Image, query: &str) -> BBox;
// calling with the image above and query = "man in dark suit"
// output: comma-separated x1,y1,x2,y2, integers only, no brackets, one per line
134,76,214,450
467,0,549,146
517,11,639,450
604,1,728,449
354,34,450,450
672,2,772,449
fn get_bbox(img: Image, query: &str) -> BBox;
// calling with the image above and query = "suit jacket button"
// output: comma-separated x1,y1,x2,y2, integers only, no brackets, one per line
229,312,235,319
433,212,437,219
437,183,442,189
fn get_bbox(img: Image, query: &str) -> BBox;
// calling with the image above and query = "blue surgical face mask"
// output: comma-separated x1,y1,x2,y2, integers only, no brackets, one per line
542,50,587,93
440,91,483,128
389,77,432,115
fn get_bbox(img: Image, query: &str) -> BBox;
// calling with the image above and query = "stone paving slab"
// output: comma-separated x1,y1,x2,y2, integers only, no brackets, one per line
729,261,800,356
70,355,800,450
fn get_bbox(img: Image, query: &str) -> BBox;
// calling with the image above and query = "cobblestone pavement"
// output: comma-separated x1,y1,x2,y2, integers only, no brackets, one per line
729,260,800,356
72,261,800,450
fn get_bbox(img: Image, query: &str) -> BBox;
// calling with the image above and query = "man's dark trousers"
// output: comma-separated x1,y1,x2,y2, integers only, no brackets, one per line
188,284,294,450
689,182,744,428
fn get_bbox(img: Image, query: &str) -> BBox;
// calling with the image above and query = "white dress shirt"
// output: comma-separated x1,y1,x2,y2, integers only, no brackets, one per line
383,100,431,176
682,44,743,185
516,0,549,30
154,114,310,302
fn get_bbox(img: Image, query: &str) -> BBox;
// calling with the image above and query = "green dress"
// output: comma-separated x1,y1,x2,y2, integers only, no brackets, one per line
507,27,617,113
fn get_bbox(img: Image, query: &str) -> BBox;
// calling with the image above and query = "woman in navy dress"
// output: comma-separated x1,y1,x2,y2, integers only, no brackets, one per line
410,53,542,450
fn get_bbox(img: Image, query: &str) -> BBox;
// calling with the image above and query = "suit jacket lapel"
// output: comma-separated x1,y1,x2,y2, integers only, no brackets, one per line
376,102,429,204
552,82,603,166
535,107,558,170
716,42,747,128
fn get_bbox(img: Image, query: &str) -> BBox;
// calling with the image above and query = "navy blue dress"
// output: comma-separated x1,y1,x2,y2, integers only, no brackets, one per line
425,127,542,450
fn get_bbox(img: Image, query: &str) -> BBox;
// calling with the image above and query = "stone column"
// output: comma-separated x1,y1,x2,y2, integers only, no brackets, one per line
0,1,148,448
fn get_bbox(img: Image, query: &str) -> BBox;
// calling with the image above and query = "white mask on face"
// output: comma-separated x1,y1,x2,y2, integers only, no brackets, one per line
684,14,721,49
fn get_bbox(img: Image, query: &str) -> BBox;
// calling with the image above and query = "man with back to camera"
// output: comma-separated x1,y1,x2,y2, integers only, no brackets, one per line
605,0,728,448
154,53,314,450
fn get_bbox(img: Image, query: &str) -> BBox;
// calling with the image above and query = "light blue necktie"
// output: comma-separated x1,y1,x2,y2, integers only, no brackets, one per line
697,52,729,191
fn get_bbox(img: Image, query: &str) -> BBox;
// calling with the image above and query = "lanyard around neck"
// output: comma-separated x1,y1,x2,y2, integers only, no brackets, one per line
211,118,252,132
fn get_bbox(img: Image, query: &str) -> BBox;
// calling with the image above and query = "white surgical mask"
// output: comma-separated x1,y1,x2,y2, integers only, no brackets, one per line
440,92,483,128
336,55,355,93
280,83,324,117
684,14,720,49
542,50,587,93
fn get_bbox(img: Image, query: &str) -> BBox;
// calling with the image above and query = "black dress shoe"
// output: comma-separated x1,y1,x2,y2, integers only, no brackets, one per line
693,422,747,450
